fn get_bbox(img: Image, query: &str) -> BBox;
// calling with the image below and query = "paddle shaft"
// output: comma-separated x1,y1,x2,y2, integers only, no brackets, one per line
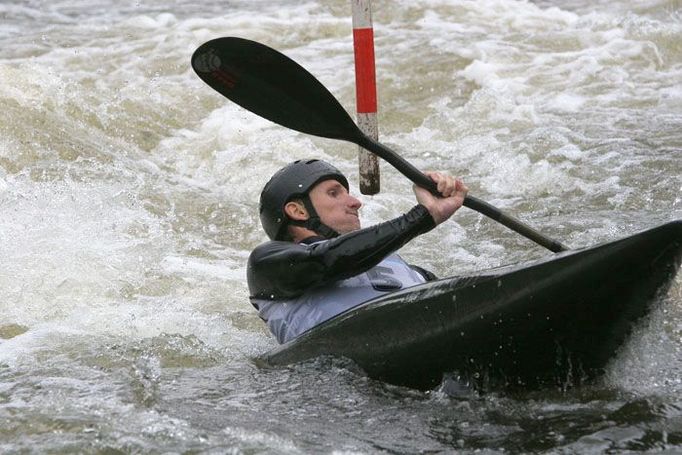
358,136,568,253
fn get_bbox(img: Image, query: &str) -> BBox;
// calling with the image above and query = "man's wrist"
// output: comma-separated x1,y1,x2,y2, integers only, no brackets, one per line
413,204,438,231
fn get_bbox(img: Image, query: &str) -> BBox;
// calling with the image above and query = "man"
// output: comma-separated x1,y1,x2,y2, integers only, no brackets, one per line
247,159,468,344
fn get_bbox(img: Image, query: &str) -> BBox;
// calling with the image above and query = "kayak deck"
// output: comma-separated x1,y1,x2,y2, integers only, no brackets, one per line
257,221,682,391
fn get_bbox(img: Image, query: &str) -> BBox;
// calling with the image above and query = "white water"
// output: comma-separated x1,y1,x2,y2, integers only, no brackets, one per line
1,0,681,452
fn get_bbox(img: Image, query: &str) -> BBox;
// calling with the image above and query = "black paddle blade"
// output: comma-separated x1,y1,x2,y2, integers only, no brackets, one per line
192,37,363,142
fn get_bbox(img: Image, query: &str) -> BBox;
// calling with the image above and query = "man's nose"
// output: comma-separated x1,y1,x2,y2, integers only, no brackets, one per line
347,195,362,209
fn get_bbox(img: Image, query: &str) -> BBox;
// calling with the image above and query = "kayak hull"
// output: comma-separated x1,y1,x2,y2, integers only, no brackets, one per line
257,221,682,391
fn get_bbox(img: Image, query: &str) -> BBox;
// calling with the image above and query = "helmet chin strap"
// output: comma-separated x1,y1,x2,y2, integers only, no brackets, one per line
288,196,340,239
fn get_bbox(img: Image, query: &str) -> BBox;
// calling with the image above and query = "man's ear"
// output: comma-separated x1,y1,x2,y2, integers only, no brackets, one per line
284,200,309,221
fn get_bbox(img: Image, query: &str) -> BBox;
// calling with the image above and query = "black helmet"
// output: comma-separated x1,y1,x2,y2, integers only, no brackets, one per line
259,159,349,240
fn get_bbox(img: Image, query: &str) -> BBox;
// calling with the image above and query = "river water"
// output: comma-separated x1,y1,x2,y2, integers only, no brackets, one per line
1,0,681,453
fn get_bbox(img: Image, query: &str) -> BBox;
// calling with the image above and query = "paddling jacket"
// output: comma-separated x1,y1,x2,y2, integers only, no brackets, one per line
247,204,437,343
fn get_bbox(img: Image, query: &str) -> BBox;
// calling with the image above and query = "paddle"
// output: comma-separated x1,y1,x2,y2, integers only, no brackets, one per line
191,37,568,253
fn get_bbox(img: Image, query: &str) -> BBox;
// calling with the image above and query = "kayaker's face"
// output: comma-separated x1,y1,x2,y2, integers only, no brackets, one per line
308,179,362,234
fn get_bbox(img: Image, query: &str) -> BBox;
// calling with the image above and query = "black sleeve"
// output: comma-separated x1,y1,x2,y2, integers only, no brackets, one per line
247,204,436,299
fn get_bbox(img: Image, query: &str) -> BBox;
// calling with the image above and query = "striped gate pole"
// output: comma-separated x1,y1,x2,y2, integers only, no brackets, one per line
352,0,380,195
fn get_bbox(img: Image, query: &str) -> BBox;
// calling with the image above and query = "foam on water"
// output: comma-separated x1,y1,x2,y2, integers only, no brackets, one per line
605,279,682,394
0,172,261,366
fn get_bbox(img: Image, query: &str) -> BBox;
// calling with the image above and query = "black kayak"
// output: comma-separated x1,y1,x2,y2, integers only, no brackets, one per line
257,221,682,391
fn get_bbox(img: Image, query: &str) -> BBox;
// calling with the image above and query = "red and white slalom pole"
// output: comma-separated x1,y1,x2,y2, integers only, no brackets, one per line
352,0,380,195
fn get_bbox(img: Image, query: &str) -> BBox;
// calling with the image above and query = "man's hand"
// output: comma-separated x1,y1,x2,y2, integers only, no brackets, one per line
413,172,468,225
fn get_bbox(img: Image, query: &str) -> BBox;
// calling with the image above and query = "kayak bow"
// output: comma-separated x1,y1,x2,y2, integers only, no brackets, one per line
258,221,682,391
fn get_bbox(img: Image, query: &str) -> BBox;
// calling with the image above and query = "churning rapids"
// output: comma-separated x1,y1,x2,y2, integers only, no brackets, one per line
1,1,681,453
